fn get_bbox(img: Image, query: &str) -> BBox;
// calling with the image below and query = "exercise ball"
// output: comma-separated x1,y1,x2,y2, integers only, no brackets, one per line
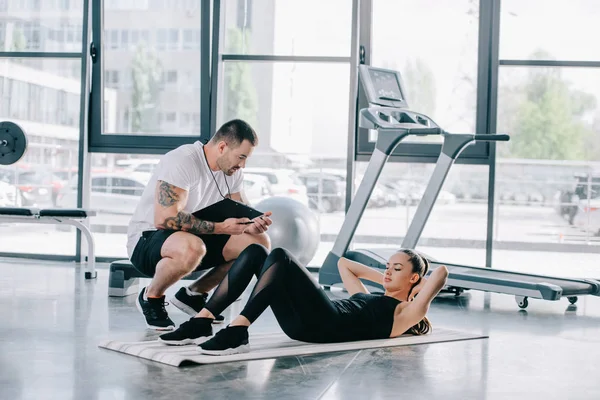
255,196,320,266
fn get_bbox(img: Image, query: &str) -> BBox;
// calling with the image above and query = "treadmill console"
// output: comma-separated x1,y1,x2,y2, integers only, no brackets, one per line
359,65,409,109
358,65,438,132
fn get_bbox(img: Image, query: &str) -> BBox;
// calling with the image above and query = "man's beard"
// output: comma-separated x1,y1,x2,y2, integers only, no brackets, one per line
217,157,234,175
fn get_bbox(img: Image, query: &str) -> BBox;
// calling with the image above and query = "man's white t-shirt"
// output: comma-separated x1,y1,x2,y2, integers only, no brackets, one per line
126,141,244,258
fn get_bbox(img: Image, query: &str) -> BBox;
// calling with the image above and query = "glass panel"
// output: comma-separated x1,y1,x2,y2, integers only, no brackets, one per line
500,0,600,61
495,66,600,276
102,1,201,135
87,153,161,258
223,0,352,57
371,0,479,142
0,58,81,256
0,1,83,52
217,61,350,266
347,162,487,268
218,62,350,161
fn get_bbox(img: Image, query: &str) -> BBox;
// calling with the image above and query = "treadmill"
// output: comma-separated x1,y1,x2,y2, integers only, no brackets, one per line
318,64,600,309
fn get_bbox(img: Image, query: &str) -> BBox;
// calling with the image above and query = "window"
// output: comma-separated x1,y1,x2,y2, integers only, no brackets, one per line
97,2,205,138
500,0,600,61
372,0,479,136
223,0,352,56
121,30,129,49
236,0,252,30
182,29,200,50
104,70,120,88
219,62,350,158
166,70,177,84
493,0,600,277
167,29,179,50
0,4,81,52
0,59,81,257
496,66,600,264
110,30,119,49
156,29,167,50
87,154,156,258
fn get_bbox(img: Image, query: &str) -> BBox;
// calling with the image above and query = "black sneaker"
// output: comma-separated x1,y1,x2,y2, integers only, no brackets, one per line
158,317,213,346
197,325,250,355
136,287,175,331
170,287,225,323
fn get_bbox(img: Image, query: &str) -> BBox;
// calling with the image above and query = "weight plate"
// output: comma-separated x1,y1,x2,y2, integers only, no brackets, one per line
0,121,27,165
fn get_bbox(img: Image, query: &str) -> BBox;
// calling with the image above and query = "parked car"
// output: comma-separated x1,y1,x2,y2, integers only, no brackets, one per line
0,180,21,207
396,182,456,206
555,173,600,226
295,172,345,213
116,158,160,173
244,167,309,206
380,182,410,205
572,198,600,237
243,173,273,205
0,169,63,207
301,169,383,208
57,172,151,214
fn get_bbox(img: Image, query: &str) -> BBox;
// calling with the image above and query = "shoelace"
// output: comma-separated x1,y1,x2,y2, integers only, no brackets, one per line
145,300,170,318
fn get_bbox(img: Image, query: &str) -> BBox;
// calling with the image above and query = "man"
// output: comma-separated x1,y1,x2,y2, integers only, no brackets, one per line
127,119,272,330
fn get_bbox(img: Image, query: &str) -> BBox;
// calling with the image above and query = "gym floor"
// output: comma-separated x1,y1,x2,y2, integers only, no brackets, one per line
2,259,600,400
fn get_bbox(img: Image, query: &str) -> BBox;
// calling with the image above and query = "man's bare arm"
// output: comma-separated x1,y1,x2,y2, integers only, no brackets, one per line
154,180,216,234
160,211,216,234
229,190,250,205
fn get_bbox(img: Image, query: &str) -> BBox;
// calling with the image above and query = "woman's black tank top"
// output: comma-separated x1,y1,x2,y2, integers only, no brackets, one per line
330,293,401,342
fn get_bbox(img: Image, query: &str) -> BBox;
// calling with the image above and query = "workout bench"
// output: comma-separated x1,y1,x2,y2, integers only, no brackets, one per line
0,207,97,279
109,259,204,297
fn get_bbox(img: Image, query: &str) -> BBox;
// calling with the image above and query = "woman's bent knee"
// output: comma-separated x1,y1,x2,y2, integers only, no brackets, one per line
267,247,294,264
240,243,269,260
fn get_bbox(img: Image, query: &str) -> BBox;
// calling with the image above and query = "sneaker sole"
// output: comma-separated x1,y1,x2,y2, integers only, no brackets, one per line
136,293,175,331
170,297,225,324
158,336,212,346
198,344,250,356
170,297,199,317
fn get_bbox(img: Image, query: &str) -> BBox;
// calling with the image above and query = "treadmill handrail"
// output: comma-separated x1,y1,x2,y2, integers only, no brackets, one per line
407,127,443,135
474,134,510,141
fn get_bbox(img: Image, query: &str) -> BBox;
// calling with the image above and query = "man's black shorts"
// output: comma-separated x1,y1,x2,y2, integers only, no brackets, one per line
130,229,231,277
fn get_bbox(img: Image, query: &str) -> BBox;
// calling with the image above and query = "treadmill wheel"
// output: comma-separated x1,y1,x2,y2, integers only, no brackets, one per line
568,296,578,305
515,296,528,309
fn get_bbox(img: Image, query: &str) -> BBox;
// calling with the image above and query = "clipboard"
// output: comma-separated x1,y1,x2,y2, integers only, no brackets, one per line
192,198,263,223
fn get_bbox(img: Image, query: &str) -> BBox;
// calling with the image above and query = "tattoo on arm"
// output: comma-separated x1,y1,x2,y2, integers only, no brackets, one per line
160,211,215,234
157,181,179,207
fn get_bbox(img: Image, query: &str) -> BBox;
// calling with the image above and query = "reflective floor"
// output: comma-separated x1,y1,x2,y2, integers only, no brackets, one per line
2,259,600,400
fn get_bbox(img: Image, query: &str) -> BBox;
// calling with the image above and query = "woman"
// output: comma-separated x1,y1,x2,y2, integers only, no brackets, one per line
159,244,449,355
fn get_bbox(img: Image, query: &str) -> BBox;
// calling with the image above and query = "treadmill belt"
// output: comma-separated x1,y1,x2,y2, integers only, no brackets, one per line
349,248,600,299
439,263,599,296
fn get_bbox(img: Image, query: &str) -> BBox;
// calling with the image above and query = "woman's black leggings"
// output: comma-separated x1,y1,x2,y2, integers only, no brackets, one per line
204,244,340,343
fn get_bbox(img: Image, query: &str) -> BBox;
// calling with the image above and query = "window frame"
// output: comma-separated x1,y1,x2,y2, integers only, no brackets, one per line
88,0,212,154
357,0,493,165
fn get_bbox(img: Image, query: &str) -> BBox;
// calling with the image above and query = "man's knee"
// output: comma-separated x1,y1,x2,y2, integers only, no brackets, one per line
162,232,206,272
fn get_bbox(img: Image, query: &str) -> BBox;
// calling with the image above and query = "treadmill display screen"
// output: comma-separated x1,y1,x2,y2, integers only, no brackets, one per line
368,69,403,101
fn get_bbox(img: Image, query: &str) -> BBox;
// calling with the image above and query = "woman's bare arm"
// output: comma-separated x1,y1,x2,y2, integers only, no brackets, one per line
390,265,449,336
337,257,385,295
